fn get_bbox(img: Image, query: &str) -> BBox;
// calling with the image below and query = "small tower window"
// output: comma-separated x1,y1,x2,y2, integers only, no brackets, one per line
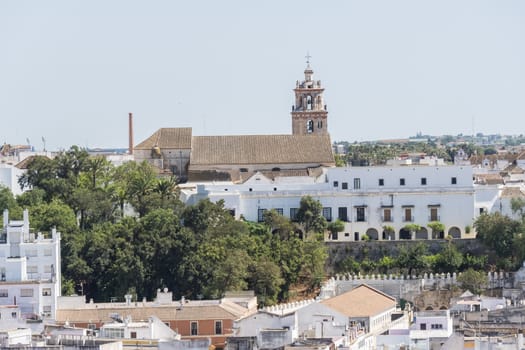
306,95,312,110
318,120,323,129
306,120,314,133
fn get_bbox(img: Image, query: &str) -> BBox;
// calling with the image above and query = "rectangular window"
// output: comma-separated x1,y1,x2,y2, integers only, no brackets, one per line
44,265,52,273
353,178,361,189
342,182,348,190
42,305,51,317
26,249,37,257
27,265,38,273
0,289,7,297
451,177,457,185
42,288,52,296
275,208,283,216
290,208,299,222
420,323,426,330
379,178,384,186
257,209,267,222
421,177,427,185
190,321,198,336
215,320,222,335
20,289,34,297
383,209,392,222
322,207,332,222
131,332,137,339
338,207,348,222
400,178,405,186
332,231,338,240
44,248,52,256
404,208,413,222
429,208,439,221
356,207,366,222
333,181,338,187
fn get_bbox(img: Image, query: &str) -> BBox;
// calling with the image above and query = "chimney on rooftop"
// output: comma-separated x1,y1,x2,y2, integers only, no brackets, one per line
128,113,134,155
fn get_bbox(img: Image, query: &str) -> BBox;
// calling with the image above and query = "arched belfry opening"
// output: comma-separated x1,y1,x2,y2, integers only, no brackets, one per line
291,55,328,136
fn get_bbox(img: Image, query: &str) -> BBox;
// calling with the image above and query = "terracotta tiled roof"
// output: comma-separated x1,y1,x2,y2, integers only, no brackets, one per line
320,284,396,318
501,187,525,198
474,174,504,185
15,155,50,169
56,300,250,324
190,135,334,166
135,128,192,150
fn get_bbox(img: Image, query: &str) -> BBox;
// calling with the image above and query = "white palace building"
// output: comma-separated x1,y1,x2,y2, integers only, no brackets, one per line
182,163,476,242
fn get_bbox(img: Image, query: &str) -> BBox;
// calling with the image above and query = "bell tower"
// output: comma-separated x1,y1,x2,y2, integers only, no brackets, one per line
291,57,328,135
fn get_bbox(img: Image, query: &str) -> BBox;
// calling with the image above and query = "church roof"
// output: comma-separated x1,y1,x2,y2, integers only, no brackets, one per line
190,134,334,166
135,128,192,150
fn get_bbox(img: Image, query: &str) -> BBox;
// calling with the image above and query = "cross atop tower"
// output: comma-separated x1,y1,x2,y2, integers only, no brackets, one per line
305,52,312,65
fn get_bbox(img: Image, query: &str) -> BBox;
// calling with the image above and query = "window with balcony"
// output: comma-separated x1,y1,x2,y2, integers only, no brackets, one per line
403,208,413,222
429,207,439,221
382,209,392,222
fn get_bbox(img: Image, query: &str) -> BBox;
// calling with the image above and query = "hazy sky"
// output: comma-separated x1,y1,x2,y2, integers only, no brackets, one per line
2,1,524,150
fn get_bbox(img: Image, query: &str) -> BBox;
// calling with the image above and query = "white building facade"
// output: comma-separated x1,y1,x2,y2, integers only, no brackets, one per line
0,209,61,320
184,165,476,241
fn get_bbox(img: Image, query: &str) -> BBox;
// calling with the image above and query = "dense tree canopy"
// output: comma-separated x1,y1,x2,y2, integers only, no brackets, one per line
5,148,328,305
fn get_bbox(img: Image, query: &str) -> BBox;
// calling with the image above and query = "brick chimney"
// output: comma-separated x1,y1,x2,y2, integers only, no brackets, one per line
128,112,134,155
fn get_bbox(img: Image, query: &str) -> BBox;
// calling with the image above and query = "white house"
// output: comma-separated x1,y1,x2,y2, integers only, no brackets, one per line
100,315,180,341
376,310,453,350
0,162,25,196
183,164,476,241
0,209,61,321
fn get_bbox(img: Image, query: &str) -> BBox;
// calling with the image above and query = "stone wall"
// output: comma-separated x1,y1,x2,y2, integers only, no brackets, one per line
319,271,514,305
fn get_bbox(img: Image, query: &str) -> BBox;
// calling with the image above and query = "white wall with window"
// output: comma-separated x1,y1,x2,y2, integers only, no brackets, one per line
183,165,476,242
0,209,61,320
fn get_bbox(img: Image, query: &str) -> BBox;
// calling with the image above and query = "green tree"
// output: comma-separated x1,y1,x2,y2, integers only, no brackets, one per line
327,219,345,240
474,213,521,263
296,196,327,237
428,221,445,239
396,243,429,276
403,224,421,240
248,257,284,306
435,243,464,272
457,269,487,295
0,186,21,218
